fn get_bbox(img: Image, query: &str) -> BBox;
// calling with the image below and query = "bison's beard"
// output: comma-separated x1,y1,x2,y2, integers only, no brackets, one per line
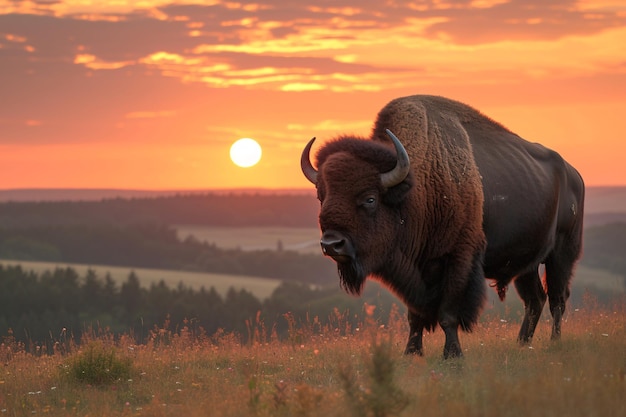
337,260,367,295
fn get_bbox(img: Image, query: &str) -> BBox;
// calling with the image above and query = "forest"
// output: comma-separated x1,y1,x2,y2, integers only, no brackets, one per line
0,264,401,348
0,192,625,347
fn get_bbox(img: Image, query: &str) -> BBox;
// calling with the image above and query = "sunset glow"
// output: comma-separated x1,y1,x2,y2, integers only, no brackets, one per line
1,0,625,190
230,138,262,168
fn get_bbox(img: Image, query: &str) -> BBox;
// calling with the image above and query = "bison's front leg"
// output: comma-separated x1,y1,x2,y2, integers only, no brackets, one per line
438,283,467,359
439,315,463,359
404,311,424,355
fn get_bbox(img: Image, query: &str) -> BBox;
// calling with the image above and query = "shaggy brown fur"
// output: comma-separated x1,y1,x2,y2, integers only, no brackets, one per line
303,95,584,358
311,96,489,358
372,96,487,295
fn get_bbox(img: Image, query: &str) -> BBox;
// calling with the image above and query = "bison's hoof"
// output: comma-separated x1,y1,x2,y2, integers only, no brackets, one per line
517,336,533,346
443,346,463,360
404,347,424,356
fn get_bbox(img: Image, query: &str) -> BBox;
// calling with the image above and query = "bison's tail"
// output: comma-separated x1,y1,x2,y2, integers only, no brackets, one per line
459,252,487,332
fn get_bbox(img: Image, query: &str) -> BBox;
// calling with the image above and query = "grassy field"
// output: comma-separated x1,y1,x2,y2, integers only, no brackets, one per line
174,225,321,254
0,259,282,300
574,265,625,291
0,299,624,417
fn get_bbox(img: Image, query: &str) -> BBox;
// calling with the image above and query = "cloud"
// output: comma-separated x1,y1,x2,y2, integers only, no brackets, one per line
0,0,625,148
2,1,625,92
74,53,133,69
421,0,626,44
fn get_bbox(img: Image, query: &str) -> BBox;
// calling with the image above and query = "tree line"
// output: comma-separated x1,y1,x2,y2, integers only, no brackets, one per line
1,263,620,351
0,264,399,349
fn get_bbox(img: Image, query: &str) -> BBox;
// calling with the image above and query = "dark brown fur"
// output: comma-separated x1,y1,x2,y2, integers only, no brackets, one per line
305,95,584,358
313,97,487,358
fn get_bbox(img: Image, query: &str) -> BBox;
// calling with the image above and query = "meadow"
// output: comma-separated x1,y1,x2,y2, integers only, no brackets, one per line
0,296,624,417
1,221,624,416
174,225,321,254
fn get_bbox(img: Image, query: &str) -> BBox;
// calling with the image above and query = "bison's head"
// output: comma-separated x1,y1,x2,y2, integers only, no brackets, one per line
301,130,412,295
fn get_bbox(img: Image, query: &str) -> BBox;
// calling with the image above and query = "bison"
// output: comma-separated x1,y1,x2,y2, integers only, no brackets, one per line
300,95,584,359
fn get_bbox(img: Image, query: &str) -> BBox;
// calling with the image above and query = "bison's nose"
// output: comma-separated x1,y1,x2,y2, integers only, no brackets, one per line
320,230,354,262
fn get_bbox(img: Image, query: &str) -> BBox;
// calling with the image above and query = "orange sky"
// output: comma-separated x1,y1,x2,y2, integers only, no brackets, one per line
1,0,625,190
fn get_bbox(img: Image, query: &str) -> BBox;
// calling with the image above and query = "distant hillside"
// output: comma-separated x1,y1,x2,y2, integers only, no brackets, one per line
0,188,314,202
584,212,626,227
0,193,320,228
583,187,626,226
584,186,626,213
0,187,623,293
1,186,624,226
0,193,334,284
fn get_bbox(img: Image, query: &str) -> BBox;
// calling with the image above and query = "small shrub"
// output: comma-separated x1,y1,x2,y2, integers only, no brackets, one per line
64,341,133,386
340,339,410,417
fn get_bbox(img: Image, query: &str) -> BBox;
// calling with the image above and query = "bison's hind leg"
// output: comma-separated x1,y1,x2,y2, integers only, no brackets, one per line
545,252,576,339
514,268,547,344
404,311,425,356
543,225,582,340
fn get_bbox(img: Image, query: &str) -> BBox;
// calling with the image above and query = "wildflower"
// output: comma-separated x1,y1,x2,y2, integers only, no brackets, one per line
430,370,443,381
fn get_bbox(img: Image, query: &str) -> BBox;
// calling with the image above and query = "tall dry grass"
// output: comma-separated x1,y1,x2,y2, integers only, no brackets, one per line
0,296,624,417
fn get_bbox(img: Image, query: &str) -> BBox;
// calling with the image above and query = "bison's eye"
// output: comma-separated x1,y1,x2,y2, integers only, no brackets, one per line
358,193,378,213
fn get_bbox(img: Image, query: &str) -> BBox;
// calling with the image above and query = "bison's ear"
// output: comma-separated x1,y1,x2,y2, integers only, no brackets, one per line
382,177,412,207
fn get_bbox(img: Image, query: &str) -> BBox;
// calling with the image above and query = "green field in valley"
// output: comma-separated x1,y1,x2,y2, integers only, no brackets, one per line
574,265,625,291
174,225,321,254
0,259,282,300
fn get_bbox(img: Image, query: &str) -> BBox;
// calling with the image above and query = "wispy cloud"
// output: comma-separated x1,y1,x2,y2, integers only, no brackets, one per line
74,53,133,70
2,1,624,96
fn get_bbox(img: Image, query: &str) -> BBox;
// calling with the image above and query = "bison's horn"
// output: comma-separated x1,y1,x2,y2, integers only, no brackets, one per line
300,137,318,185
380,129,411,188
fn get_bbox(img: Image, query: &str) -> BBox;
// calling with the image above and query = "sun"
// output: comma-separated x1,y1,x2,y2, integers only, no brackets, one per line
230,138,262,168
